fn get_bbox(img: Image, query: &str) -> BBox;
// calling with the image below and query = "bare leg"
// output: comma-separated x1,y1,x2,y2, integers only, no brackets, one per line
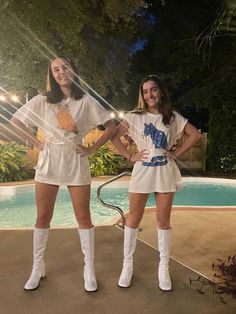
67,185,92,229
155,192,174,230
126,192,149,228
35,182,59,228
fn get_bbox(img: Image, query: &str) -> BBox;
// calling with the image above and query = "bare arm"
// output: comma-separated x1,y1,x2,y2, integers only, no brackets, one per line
171,122,202,158
111,120,131,159
76,119,117,156
89,120,116,153
10,116,44,150
111,120,148,161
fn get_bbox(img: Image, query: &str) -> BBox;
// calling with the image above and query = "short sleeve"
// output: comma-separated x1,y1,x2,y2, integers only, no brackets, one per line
13,94,45,128
85,94,111,129
173,111,188,136
123,112,132,137
167,111,188,149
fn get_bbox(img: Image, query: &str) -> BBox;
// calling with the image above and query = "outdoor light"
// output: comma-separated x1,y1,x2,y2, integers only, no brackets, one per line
11,95,19,102
0,95,6,101
119,111,124,118
110,112,115,118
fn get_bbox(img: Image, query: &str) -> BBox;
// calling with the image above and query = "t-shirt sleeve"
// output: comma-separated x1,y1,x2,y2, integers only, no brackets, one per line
85,94,111,129
167,111,188,149
12,94,45,128
123,112,132,137
173,111,188,137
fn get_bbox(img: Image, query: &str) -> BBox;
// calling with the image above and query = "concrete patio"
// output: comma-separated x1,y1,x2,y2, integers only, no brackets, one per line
0,223,235,314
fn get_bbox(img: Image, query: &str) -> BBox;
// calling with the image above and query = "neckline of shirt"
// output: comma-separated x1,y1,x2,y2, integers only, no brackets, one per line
146,111,162,117
61,97,74,105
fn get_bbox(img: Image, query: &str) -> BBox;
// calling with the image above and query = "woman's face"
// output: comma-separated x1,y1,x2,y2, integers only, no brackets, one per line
51,58,75,87
142,80,162,111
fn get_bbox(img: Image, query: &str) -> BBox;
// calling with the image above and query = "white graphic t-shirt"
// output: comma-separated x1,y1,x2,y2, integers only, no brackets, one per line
124,111,188,193
13,93,111,185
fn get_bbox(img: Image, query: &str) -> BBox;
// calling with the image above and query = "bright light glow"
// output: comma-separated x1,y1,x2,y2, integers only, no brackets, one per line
110,112,115,118
11,95,19,102
0,95,6,101
119,111,124,118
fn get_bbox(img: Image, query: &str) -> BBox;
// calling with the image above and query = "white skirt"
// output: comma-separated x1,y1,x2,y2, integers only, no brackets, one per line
34,142,91,186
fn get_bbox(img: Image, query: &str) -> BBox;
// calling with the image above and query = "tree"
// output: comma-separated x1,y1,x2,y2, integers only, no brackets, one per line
127,0,236,173
0,0,146,105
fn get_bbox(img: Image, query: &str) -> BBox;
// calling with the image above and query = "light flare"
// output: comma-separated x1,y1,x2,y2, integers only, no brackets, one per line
1,11,201,176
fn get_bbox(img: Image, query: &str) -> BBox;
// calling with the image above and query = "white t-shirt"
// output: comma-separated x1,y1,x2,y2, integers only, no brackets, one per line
13,93,111,185
124,111,188,193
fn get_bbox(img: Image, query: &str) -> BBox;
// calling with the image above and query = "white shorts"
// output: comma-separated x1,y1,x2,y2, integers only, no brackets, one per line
34,142,91,186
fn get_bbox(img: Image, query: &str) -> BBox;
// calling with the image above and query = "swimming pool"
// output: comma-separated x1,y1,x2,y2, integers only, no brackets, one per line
0,177,236,228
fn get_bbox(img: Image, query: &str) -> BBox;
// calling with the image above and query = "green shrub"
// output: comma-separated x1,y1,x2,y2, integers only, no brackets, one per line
89,145,127,177
0,142,34,182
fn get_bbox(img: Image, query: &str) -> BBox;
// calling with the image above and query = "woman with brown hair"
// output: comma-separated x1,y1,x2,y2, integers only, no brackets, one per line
112,74,201,291
11,56,116,292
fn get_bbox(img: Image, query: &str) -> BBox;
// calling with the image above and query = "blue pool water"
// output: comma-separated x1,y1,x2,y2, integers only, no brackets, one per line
0,179,236,227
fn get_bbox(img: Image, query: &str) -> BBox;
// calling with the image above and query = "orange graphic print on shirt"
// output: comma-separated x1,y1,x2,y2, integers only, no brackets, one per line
56,103,78,134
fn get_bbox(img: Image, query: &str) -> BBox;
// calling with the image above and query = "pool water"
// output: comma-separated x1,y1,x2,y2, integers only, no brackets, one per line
0,180,236,227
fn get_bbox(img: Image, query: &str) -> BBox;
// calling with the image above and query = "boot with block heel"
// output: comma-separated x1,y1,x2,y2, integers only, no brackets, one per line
24,227,50,291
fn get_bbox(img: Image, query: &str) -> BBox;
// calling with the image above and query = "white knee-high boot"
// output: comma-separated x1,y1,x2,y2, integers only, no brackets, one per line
157,228,172,291
24,227,50,291
118,225,138,288
78,227,97,292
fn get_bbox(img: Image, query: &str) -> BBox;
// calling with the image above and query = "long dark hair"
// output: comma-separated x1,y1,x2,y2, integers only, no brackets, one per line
135,74,174,126
46,56,85,103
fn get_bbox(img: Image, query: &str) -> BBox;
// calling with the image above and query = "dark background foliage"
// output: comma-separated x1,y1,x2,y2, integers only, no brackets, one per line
0,0,235,173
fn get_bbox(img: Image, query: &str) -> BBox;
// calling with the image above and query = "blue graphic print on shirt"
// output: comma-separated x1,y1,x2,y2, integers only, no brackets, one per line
142,123,168,167
142,155,168,167
143,123,167,149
